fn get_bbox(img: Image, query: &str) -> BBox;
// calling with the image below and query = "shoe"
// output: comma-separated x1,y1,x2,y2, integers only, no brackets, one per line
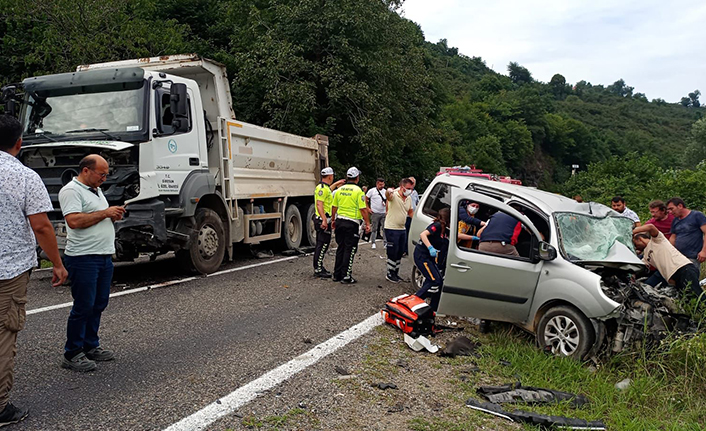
394,274,409,283
386,273,399,283
0,403,28,427
340,277,357,284
332,277,342,282
314,269,332,278
61,352,97,372
84,346,115,362
371,243,376,249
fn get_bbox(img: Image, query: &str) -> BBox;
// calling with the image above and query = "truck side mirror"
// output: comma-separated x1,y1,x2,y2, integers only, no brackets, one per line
170,83,189,133
538,241,557,261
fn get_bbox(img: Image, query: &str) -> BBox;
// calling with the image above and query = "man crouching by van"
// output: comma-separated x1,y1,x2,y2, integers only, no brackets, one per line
633,224,703,297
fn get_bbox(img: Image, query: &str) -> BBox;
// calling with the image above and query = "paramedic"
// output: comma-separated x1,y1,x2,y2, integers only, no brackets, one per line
414,208,450,311
313,167,345,278
331,167,371,284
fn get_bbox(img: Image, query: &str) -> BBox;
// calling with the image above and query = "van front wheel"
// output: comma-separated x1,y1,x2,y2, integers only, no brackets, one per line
536,305,594,360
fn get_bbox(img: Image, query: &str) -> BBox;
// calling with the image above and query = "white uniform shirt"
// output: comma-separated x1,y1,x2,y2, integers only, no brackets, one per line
619,207,640,224
366,187,387,214
0,150,53,280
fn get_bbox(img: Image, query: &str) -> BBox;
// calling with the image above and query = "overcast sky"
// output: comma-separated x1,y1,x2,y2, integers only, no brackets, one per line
400,0,705,103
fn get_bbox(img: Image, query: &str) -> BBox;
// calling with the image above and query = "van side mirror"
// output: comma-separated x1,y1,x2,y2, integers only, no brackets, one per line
170,83,189,133
538,241,557,261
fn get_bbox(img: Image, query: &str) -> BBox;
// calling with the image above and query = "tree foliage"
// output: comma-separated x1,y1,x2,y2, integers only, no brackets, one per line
0,0,704,189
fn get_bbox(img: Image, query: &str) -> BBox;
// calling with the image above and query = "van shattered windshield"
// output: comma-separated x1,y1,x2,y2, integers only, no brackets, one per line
555,212,636,262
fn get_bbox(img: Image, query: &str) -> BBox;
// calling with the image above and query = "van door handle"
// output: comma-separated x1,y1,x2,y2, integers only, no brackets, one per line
450,263,472,272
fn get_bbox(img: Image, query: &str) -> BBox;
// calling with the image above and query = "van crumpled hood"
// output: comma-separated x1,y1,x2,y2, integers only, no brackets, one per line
575,240,645,271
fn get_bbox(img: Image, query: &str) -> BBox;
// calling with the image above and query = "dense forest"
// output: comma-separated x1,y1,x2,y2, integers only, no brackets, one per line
1,0,704,201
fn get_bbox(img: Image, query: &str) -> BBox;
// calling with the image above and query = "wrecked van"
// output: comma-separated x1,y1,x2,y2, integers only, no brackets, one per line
410,174,691,360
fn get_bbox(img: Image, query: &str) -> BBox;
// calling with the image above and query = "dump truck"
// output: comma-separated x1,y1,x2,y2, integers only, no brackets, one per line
2,54,329,274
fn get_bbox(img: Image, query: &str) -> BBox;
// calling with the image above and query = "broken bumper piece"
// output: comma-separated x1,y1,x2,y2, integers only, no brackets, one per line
466,398,606,430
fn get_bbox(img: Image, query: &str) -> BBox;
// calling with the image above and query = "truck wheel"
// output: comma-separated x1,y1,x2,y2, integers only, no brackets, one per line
283,205,303,250
178,208,226,274
537,305,595,360
304,204,316,246
411,265,425,292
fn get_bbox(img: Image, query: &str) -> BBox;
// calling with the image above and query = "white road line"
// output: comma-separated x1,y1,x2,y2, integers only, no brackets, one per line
163,313,384,431
26,256,300,316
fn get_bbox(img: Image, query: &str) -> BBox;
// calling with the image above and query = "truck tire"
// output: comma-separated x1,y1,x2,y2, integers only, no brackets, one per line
283,205,303,250
177,208,226,274
304,204,316,246
536,305,595,361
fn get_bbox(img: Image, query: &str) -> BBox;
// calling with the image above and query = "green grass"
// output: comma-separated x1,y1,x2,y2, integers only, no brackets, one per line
40,259,53,269
468,326,706,430
240,408,315,430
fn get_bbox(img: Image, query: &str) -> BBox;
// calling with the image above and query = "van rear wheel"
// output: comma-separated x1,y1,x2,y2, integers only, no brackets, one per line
411,265,425,292
537,305,594,360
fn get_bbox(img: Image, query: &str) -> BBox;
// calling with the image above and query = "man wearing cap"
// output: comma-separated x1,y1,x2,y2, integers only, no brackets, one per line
331,167,371,284
313,167,345,278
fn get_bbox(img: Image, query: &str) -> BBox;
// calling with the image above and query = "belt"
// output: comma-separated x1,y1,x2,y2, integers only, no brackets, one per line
336,215,362,225
482,240,511,246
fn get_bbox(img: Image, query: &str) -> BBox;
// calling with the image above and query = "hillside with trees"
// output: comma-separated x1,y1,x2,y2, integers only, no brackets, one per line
1,0,704,190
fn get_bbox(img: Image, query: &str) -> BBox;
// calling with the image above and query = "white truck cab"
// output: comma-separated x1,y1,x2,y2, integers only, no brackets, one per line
4,54,329,273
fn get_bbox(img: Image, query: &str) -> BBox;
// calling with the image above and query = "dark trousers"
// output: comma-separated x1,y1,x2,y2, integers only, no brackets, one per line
413,246,443,311
64,255,113,359
333,219,360,280
672,263,702,297
0,271,29,411
313,218,332,272
385,229,406,276
645,270,667,287
403,217,412,255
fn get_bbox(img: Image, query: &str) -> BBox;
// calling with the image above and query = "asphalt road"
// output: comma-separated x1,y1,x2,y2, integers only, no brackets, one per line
12,242,412,430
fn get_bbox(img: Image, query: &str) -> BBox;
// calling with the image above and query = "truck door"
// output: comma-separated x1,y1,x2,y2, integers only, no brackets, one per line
437,188,544,324
150,83,202,196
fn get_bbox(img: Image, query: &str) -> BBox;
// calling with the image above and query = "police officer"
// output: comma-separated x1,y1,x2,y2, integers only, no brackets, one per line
313,167,345,278
331,167,371,284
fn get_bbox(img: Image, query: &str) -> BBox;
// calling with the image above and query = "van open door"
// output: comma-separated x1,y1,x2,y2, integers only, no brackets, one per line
437,188,548,324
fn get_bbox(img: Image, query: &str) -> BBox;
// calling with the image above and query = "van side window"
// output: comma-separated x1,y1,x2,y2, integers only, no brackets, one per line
422,183,453,218
156,87,192,134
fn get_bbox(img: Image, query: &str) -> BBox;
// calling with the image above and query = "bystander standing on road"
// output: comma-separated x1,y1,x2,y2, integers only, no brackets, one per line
667,197,706,268
0,115,68,426
633,224,702,297
331,167,371,284
383,178,414,283
312,167,345,278
365,178,387,249
611,196,641,227
403,177,419,257
59,155,125,372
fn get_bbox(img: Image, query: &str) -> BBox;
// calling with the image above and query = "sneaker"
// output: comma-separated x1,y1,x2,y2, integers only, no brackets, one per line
371,243,376,249
386,273,399,283
61,352,97,372
84,346,115,362
394,274,409,283
340,277,357,284
0,403,29,427
314,269,332,278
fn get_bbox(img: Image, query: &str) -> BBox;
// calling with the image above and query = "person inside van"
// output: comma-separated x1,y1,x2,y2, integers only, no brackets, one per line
414,208,450,311
477,210,523,257
458,200,485,249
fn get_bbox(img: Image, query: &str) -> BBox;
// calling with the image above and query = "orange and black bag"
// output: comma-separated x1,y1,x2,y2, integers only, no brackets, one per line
381,294,435,337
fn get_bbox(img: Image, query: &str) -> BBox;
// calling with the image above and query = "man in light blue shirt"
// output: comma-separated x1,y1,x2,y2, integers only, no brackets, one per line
58,155,125,372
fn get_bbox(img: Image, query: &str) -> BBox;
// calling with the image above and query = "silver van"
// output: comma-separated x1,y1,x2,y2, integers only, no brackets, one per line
409,174,651,360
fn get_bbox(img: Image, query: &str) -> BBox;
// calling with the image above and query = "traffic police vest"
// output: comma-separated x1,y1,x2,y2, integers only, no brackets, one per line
332,182,366,220
314,182,333,218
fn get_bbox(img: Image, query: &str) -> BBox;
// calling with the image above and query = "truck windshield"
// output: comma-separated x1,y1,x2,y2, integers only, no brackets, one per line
555,212,636,261
23,84,146,139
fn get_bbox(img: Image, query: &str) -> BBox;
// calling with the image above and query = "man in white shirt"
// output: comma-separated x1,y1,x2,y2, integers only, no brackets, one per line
0,115,67,426
365,178,387,249
612,196,640,227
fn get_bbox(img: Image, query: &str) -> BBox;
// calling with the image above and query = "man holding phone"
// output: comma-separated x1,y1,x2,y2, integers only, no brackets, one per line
58,154,124,372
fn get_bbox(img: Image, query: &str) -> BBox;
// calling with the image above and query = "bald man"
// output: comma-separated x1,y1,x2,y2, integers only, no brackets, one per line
58,155,124,372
